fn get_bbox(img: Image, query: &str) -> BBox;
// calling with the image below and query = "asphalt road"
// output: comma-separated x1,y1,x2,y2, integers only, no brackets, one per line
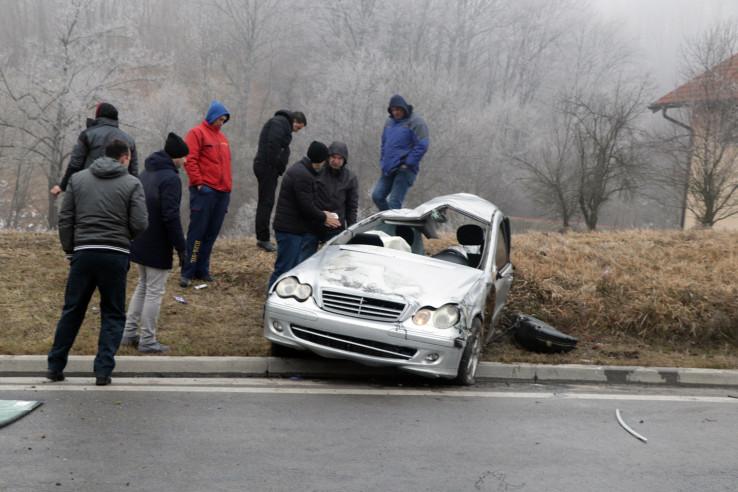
1,378,736,492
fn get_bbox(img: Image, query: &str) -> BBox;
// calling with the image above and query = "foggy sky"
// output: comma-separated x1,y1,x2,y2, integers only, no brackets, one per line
591,0,738,99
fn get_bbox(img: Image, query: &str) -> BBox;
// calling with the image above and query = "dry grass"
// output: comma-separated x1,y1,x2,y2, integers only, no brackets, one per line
1,229,737,368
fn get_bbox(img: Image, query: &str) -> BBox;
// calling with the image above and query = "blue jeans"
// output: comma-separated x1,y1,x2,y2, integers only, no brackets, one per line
371,167,417,210
183,186,230,280
48,250,129,377
268,231,319,289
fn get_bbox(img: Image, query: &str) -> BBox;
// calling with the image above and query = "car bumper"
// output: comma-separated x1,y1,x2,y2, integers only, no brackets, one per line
264,296,466,379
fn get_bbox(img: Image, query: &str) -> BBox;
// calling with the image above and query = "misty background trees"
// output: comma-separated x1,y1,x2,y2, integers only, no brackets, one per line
0,0,734,232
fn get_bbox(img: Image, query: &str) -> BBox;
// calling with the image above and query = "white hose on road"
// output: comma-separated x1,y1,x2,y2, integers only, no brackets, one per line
616,408,648,443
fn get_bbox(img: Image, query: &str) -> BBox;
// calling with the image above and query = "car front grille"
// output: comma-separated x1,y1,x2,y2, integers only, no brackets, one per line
321,290,405,322
291,325,417,360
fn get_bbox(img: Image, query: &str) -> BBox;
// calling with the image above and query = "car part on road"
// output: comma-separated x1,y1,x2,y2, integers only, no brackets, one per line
615,408,648,443
513,314,578,353
0,400,43,429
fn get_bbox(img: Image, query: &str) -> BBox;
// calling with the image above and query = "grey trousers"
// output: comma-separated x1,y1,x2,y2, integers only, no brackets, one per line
124,264,170,348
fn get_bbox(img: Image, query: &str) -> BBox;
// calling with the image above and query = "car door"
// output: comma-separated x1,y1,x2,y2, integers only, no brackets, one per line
482,216,513,342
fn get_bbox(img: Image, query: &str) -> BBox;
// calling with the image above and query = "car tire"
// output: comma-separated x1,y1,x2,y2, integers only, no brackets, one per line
454,319,483,386
270,342,303,358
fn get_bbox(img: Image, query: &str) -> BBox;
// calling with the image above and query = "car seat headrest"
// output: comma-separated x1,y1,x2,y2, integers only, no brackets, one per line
457,224,484,246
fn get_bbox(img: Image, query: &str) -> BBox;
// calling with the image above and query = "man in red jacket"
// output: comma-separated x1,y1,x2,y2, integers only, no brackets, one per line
180,100,232,287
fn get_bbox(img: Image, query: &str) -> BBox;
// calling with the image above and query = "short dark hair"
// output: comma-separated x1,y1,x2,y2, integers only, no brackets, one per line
105,139,130,160
292,111,307,126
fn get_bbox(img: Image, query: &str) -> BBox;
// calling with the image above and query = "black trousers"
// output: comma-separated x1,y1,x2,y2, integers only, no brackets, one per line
254,164,279,242
48,250,129,377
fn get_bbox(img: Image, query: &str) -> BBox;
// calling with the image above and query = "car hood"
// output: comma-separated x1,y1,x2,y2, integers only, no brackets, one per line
290,245,485,307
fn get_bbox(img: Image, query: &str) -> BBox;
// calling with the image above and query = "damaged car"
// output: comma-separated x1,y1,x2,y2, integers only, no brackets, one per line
263,193,513,384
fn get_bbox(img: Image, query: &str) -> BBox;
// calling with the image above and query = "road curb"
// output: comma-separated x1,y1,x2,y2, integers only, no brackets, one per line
2,355,738,387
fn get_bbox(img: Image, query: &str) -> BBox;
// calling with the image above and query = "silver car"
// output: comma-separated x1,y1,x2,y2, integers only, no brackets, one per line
264,193,513,384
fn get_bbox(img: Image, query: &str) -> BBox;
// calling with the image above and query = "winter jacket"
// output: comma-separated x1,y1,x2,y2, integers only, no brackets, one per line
273,157,326,235
253,110,293,176
58,156,148,255
380,95,430,176
184,102,232,192
130,151,186,270
315,141,359,228
59,117,139,191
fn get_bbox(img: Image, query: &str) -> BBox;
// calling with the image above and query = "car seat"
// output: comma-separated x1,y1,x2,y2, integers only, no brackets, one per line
394,225,415,248
456,224,485,268
431,245,469,266
347,232,384,247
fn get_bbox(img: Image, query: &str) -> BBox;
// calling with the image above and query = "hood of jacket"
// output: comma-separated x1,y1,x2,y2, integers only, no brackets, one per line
89,156,129,179
387,94,413,119
327,141,349,166
144,150,178,173
274,109,293,123
205,100,230,125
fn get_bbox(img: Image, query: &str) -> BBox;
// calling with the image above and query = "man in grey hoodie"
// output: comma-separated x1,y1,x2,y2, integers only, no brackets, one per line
47,139,148,386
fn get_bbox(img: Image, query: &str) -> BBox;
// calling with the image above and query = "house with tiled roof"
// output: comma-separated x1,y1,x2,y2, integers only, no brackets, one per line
650,53,738,230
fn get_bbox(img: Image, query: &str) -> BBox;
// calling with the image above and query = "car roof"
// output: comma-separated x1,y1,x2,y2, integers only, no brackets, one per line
380,193,499,224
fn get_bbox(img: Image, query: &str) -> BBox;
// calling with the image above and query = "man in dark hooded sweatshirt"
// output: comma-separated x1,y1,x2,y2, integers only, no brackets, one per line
315,141,359,243
253,110,307,252
122,133,189,353
47,139,148,386
371,94,429,210
50,102,139,196
268,141,341,288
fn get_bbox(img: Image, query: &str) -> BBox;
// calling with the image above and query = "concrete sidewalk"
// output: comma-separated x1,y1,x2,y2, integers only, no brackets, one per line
2,355,738,387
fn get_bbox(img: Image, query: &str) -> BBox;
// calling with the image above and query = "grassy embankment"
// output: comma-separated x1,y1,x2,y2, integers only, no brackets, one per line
0,230,736,368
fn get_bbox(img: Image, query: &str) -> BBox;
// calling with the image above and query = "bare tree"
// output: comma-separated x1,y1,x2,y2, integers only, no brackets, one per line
0,0,163,229
509,107,580,229
564,79,649,230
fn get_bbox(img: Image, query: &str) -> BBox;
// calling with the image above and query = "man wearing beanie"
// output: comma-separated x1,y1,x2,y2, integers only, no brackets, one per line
51,102,139,196
180,100,232,287
252,109,307,252
123,133,189,353
268,141,341,288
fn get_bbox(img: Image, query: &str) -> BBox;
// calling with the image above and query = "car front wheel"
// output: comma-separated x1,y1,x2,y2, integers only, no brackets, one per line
454,319,483,386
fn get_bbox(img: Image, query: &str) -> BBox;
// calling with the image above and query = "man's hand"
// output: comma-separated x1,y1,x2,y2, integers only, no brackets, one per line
324,211,341,229
50,185,62,196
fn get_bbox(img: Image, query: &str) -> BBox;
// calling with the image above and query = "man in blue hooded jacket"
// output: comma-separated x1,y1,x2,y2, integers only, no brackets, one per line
371,94,430,210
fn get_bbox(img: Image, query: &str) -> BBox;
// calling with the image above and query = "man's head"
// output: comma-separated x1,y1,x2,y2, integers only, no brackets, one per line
387,94,411,120
292,111,307,133
105,139,131,166
327,141,349,174
205,100,230,129
307,141,329,170
165,132,189,168
96,102,118,121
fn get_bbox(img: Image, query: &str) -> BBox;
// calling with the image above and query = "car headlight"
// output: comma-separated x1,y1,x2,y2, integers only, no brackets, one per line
412,304,460,329
274,276,312,302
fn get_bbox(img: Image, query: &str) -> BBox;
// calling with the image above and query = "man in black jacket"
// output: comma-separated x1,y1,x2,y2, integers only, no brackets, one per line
253,110,307,252
47,140,148,386
268,141,341,288
50,102,139,196
315,141,359,244
122,133,189,354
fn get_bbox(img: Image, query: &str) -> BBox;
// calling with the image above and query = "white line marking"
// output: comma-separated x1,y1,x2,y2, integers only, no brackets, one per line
0,379,735,403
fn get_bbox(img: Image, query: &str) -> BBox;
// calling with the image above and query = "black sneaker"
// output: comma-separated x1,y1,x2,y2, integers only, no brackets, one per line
46,370,65,382
138,342,171,353
256,240,276,252
195,274,214,282
95,376,112,386
179,276,191,288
